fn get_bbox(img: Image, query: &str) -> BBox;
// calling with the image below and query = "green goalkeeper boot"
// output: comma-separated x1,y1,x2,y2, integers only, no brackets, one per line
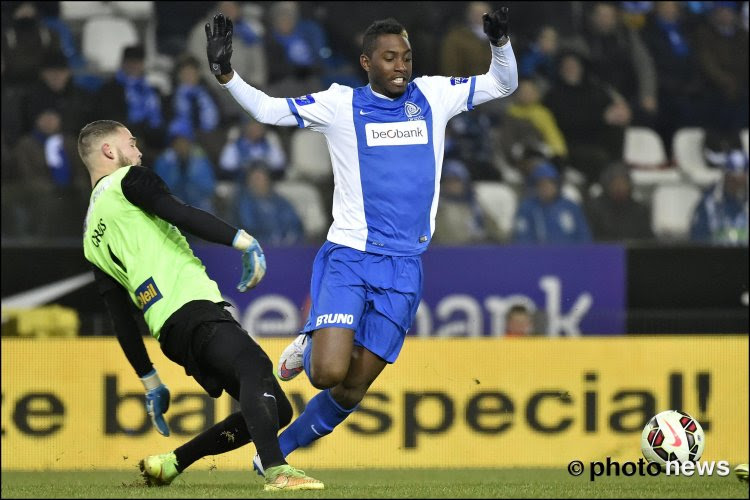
139,452,180,486
263,464,324,491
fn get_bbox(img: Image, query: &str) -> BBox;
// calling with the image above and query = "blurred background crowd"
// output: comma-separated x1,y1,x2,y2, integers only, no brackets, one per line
1,0,748,247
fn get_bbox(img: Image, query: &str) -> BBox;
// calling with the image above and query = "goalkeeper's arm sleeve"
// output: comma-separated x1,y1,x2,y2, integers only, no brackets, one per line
93,266,153,378
121,166,238,246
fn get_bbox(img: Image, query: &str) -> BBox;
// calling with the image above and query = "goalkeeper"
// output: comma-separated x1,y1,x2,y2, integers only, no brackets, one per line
78,120,322,491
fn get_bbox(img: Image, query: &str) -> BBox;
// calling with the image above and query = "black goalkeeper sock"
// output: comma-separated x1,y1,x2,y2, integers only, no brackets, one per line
173,412,251,472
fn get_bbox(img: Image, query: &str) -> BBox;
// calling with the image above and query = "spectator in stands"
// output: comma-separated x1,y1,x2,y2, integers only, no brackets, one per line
505,78,568,162
432,159,501,244
518,25,560,92
513,162,592,244
572,2,657,124
154,121,217,213
445,110,499,181
1,2,62,88
233,161,304,246
188,1,267,121
265,1,328,96
219,117,287,182
693,1,749,131
640,1,706,156
585,162,654,242
9,109,89,237
690,150,749,246
95,46,165,164
505,304,534,337
22,51,93,140
169,55,223,163
440,2,492,78
544,50,631,185
11,109,88,195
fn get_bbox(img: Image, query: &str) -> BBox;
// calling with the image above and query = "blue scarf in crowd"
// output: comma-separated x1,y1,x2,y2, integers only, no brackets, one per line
116,70,163,128
656,18,690,57
173,84,219,132
34,129,72,187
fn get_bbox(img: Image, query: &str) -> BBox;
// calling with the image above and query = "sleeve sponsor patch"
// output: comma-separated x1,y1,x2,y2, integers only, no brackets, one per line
450,77,469,85
294,94,316,106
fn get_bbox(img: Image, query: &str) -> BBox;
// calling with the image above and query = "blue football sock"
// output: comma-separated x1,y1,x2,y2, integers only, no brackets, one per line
278,389,356,457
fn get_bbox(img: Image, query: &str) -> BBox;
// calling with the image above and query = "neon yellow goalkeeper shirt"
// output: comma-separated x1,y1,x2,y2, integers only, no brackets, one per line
82,166,223,340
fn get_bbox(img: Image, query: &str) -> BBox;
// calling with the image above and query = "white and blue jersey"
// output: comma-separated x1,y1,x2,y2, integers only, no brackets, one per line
223,41,518,256
223,40,517,361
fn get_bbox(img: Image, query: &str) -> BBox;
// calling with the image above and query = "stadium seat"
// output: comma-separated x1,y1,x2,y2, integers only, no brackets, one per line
741,128,749,157
287,129,333,182
62,1,153,20
623,126,667,168
274,181,328,239
82,17,139,73
474,181,517,239
651,183,702,240
673,128,721,188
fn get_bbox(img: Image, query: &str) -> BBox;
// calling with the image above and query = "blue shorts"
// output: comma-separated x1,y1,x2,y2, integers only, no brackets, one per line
301,241,423,363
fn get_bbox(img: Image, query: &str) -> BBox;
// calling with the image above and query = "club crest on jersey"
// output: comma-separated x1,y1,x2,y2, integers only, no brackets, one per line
404,101,422,119
294,94,316,106
135,277,162,312
450,76,469,85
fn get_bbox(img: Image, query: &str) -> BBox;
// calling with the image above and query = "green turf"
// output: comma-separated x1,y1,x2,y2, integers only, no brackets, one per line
2,469,748,498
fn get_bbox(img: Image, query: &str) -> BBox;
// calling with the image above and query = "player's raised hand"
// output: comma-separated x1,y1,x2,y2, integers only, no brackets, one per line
205,12,234,75
482,7,509,46
237,237,267,292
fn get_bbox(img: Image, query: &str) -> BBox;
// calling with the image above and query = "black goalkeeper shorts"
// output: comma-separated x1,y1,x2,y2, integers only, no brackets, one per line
158,300,269,399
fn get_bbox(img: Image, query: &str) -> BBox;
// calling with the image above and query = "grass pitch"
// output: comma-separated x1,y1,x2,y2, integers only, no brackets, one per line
2,468,748,498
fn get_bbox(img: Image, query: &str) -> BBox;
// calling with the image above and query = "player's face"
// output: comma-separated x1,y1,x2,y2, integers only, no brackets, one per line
113,127,143,168
362,34,412,98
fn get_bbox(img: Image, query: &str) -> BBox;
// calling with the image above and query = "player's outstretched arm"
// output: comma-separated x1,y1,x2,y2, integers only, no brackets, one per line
472,6,519,105
205,12,300,127
121,166,267,291
92,266,171,436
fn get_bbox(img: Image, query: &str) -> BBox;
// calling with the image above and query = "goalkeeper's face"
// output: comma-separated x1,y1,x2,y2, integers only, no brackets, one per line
361,34,412,99
113,127,143,168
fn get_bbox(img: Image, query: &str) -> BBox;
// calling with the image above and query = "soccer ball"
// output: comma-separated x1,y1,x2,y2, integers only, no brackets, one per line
641,410,705,467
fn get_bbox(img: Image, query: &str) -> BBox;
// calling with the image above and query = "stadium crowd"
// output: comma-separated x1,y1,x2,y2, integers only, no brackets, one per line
1,0,748,246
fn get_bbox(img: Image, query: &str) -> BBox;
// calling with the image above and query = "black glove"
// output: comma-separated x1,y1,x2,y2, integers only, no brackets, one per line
482,7,509,46
205,13,234,76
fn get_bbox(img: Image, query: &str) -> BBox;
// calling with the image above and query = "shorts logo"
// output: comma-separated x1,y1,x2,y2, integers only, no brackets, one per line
294,94,316,106
365,120,428,147
135,277,162,312
316,313,355,327
450,76,469,85
404,101,421,118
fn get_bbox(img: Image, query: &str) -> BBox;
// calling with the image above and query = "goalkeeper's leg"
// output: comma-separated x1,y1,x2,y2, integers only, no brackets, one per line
140,412,251,486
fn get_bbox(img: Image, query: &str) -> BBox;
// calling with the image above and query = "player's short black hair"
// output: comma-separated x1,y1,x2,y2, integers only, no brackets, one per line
362,18,409,57
77,120,126,162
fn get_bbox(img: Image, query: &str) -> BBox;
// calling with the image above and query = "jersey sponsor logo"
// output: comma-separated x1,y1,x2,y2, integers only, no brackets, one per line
294,94,316,106
135,277,163,312
450,76,469,85
315,313,355,327
365,120,428,147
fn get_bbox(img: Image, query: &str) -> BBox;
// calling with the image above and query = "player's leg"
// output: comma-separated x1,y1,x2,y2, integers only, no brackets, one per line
269,342,385,466
140,411,251,486
276,253,422,458
201,321,323,489
277,242,365,383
